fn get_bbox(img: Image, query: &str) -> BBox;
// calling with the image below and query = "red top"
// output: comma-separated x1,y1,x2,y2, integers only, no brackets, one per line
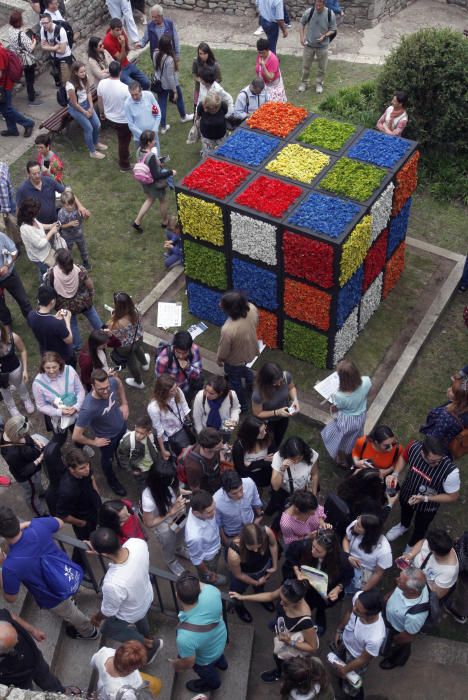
402,439,417,462
119,503,146,545
0,44,14,91
103,30,129,68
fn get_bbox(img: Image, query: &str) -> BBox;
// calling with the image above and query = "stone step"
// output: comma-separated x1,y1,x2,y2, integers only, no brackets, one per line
148,615,179,700
3,584,27,619
171,620,254,700
19,591,63,668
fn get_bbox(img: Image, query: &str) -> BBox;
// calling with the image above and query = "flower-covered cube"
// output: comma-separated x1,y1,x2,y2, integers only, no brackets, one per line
320,158,387,203
333,307,359,365
216,130,280,167
337,267,363,328
233,258,278,310
283,231,334,288
298,117,356,152
360,273,383,331
187,282,226,326
235,175,302,218
383,242,406,298
284,278,331,331
182,159,250,200
177,194,224,246
392,151,419,215
284,319,328,368
370,183,394,242
230,213,277,266
363,229,388,291
266,144,330,183
257,309,278,348
387,198,412,258
339,216,372,286
246,102,308,138
288,192,361,239
348,130,412,168
184,240,227,290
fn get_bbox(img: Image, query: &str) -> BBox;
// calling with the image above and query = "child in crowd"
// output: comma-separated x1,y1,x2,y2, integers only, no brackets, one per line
57,190,91,270
163,214,183,269
35,133,64,183
117,415,159,483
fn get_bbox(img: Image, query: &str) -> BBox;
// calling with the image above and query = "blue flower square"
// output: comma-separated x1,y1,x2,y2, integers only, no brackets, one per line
216,130,280,167
187,282,225,326
387,197,412,258
288,192,361,239
232,258,278,310
337,266,364,328
348,130,412,168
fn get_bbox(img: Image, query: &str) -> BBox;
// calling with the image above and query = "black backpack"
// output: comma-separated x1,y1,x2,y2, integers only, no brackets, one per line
54,20,74,50
56,85,68,107
304,5,337,43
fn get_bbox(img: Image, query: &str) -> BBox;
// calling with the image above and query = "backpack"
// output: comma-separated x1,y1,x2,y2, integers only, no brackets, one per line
56,85,68,107
54,20,74,50
304,5,337,43
40,551,83,601
324,493,351,537
133,151,154,184
176,445,220,487
5,49,23,83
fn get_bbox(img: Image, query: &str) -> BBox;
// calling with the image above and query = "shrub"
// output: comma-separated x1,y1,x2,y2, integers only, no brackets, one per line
375,28,468,152
319,82,379,127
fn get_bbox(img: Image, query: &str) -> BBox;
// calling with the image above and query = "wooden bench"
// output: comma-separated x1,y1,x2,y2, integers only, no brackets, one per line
39,85,99,147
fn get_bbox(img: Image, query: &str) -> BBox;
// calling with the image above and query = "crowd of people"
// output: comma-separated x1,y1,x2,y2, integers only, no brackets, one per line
0,2,465,700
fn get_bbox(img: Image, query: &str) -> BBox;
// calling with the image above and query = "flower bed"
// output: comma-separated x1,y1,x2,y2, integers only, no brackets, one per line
348,130,412,168
363,228,388,291
320,158,387,203
287,192,361,239
337,267,363,328
284,278,331,331
246,102,308,138
284,319,328,368
359,273,383,331
282,231,334,289
184,240,227,290
339,216,372,286
383,242,406,298
216,129,280,167
177,194,224,246
370,182,394,242
187,282,225,326
230,212,277,266
387,198,412,258
232,258,278,310
257,309,278,348
298,117,356,152
182,159,250,200
392,151,419,215
266,144,330,183
333,307,358,365
235,175,302,218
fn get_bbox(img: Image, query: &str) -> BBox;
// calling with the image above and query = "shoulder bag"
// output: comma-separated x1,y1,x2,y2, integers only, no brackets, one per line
151,55,167,94
273,615,316,660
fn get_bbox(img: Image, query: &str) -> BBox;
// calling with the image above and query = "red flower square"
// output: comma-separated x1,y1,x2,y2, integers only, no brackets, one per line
283,231,334,289
383,242,406,298
392,151,419,215
284,278,331,331
235,176,302,218
257,309,278,348
363,229,388,291
182,158,250,200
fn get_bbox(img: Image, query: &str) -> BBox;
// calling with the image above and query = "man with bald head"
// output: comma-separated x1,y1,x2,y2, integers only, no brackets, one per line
0,608,64,690
380,566,429,670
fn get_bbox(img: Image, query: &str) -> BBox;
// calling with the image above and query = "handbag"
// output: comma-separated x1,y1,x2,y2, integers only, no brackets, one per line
17,31,36,67
273,615,314,660
167,401,196,456
109,318,140,369
186,122,201,144
151,56,166,94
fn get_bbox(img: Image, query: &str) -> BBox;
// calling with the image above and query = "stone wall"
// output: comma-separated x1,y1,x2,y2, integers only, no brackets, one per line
157,0,418,27
447,0,467,7
65,0,110,42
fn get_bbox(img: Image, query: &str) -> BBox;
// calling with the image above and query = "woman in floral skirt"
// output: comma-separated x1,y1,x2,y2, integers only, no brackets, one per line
255,38,286,103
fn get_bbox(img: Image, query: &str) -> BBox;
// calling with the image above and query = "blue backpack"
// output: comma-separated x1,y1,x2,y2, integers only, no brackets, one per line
40,551,83,600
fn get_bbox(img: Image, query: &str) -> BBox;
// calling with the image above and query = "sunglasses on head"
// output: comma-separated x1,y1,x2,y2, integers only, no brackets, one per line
315,529,334,546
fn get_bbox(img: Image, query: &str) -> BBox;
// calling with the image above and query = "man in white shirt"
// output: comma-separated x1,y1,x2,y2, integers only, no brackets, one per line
400,528,459,599
256,0,288,54
331,589,386,698
214,471,263,546
97,61,132,172
185,490,226,587
39,12,72,85
44,0,64,21
89,528,162,663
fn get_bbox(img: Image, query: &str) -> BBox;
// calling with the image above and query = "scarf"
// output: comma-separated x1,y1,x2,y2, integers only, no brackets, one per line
206,396,223,430
53,264,81,298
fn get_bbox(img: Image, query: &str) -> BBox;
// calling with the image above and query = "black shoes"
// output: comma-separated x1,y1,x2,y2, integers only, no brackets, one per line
235,603,253,623
24,123,35,138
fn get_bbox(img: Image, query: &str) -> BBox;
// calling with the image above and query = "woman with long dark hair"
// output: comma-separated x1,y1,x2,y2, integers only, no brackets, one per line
107,291,149,390
152,33,192,134
351,424,402,478
281,657,334,700
147,374,191,460
342,513,392,593
230,578,319,683
98,499,146,544
252,362,300,449
66,61,107,159
192,376,240,434
227,523,277,623
141,461,188,576
337,467,394,524
269,437,319,515
191,41,221,111
79,329,112,390
132,129,175,233
17,197,60,278
0,320,34,416
283,529,353,633
87,36,113,87
420,373,468,453
232,415,274,488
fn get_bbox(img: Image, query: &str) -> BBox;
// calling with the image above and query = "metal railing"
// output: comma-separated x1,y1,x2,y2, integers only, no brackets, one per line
53,530,231,635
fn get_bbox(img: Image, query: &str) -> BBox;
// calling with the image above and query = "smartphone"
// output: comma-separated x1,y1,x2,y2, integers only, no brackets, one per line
111,366,123,372
395,556,411,570
287,406,296,415
276,616,286,635
43,159,50,169
160,154,170,163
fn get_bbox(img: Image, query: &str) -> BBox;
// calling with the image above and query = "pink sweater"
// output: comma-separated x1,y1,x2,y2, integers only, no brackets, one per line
280,505,326,545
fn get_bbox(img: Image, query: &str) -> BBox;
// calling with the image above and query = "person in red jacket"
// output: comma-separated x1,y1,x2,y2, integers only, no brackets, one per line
0,42,35,137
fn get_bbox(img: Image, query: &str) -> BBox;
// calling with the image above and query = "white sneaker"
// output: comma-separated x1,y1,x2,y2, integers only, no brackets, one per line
297,82,307,93
386,523,409,542
180,114,194,123
141,353,151,371
316,83,324,94
125,378,145,390
160,124,170,134
96,142,108,151
23,399,35,415
167,560,186,577
90,151,105,159
254,26,264,36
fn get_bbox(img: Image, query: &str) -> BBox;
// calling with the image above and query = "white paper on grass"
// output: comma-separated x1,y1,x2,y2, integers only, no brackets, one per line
246,340,266,369
314,371,339,401
187,321,208,340
157,302,182,329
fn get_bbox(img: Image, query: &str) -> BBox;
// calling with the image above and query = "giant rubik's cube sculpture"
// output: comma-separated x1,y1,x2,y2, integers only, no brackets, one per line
175,103,419,369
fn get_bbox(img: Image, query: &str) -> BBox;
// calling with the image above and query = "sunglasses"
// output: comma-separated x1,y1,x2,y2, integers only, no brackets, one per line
381,441,398,450
315,529,334,546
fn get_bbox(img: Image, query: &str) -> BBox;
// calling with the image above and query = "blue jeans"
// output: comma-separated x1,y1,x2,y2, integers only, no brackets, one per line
120,63,150,90
34,260,49,282
193,654,227,690
67,100,100,154
158,86,186,127
260,17,280,54
0,89,34,134
460,255,468,288
223,362,253,413
70,305,103,350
